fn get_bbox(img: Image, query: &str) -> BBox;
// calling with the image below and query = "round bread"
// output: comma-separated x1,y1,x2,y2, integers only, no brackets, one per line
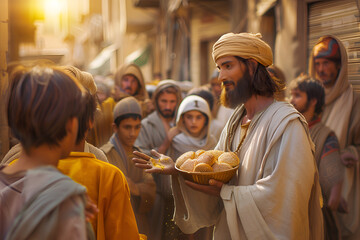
180,159,197,172
206,150,225,160
176,151,195,168
193,163,213,172
196,152,216,166
218,152,240,167
212,162,232,172
195,149,206,158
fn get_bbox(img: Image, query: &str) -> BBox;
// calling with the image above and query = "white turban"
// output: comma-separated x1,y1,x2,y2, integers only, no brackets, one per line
212,32,273,67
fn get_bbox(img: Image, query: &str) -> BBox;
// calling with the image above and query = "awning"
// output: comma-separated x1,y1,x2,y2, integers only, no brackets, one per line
125,45,151,67
87,44,117,75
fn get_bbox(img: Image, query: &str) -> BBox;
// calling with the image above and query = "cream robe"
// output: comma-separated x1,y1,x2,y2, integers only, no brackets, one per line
171,101,323,240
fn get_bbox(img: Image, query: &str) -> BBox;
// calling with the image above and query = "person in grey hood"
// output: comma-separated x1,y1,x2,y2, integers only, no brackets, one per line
135,80,182,240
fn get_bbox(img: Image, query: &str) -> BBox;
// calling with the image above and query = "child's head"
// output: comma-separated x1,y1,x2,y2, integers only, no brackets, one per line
176,95,211,138
7,65,85,154
289,74,325,116
60,66,98,145
112,97,142,148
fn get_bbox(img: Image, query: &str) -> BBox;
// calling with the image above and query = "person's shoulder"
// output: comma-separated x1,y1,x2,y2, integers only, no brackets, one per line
265,101,300,121
142,111,159,124
100,141,115,154
1,143,22,165
87,142,108,162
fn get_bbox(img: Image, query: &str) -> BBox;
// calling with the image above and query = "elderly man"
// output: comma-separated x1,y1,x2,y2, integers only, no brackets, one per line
114,63,154,117
133,32,323,239
309,35,360,240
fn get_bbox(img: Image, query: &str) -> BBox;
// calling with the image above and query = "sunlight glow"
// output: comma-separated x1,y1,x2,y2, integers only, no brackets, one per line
44,0,62,15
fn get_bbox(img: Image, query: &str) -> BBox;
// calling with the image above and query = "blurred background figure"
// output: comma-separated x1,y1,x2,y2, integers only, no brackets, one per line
309,35,360,240
207,69,234,140
94,75,112,104
290,74,344,240
114,63,154,117
267,64,287,101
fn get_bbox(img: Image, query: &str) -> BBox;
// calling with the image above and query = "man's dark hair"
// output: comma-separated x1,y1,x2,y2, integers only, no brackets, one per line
156,86,179,102
291,75,325,115
235,56,278,97
76,90,97,144
7,66,84,154
114,113,142,127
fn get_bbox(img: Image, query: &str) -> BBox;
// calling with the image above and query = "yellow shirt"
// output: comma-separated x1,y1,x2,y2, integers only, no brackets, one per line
58,152,142,240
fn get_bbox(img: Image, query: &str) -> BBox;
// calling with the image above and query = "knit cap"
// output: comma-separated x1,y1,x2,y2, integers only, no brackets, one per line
113,96,142,121
313,37,340,61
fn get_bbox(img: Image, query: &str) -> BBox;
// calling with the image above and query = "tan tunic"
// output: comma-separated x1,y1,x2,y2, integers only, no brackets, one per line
172,101,323,239
101,142,155,237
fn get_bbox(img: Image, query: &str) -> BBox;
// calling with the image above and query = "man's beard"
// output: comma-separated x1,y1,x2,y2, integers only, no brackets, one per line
297,101,311,115
159,109,175,119
220,69,253,108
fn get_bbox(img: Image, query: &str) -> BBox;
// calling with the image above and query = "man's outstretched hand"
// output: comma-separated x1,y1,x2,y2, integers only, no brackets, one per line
132,149,177,175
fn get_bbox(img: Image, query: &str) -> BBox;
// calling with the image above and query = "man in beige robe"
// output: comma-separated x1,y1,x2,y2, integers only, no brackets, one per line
133,33,323,239
309,36,360,240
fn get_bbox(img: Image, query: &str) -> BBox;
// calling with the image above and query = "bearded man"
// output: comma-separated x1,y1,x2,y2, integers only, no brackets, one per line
309,36,360,240
135,80,183,240
133,32,323,239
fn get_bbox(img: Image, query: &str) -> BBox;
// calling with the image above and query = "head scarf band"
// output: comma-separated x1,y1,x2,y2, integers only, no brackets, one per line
212,32,273,67
313,37,340,61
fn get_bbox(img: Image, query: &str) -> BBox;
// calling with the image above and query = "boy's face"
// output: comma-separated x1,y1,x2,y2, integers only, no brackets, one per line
182,110,207,137
290,88,309,114
114,117,141,148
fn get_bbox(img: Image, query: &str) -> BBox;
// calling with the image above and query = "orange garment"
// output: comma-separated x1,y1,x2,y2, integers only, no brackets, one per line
87,97,116,147
58,152,141,240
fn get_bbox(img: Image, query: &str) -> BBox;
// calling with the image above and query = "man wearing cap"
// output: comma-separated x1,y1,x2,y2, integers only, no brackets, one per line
114,63,154,117
309,36,360,239
135,80,182,240
101,96,156,238
134,32,323,239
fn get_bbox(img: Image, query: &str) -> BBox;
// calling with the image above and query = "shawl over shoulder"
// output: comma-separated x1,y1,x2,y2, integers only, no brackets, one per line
172,101,323,240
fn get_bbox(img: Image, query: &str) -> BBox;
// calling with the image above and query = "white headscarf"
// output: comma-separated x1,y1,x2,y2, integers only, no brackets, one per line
171,95,217,159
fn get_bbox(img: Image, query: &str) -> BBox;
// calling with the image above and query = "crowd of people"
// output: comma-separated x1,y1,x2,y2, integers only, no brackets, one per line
0,32,359,240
